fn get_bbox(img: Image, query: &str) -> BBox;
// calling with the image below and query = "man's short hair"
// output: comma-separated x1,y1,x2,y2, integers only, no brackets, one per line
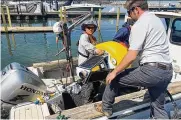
124,0,148,11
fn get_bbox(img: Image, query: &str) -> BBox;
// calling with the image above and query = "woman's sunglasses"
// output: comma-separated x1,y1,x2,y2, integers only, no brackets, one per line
87,26,95,30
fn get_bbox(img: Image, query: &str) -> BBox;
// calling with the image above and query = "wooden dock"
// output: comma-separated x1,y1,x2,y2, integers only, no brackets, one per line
46,81,181,119
0,12,125,33
1,11,126,33
1,26,53,33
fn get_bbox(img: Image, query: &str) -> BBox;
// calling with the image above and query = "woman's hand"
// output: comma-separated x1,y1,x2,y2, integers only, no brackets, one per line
95,49,105,55
106,71,117,85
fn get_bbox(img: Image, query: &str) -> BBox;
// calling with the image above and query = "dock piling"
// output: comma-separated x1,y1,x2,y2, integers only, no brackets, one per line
98,8,102,42
6,5,16,49
16,16,20,20
1,7,8,33
25,16,29,20
63,7,67,22
6,5,12,27
34,16,38,20
59,7,63,21
11,34,16,50
1,7,13,56
116,7,120,32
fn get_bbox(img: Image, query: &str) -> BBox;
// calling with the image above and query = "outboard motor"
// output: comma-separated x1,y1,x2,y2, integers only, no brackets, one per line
1,62,46,118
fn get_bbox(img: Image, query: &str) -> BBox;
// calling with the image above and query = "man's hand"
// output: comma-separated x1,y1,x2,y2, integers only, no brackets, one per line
106,71,117,85
105,50,138,85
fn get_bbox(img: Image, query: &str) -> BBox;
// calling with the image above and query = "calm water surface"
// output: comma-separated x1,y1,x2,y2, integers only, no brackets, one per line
1,18,125,69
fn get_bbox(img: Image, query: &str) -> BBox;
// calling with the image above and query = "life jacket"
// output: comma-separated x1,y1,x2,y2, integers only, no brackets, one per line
77,34,97,58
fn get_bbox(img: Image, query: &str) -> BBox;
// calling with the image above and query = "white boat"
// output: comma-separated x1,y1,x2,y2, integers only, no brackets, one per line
61,3,104,12
153,12,181,83
47,11,181,119
1,11,181,119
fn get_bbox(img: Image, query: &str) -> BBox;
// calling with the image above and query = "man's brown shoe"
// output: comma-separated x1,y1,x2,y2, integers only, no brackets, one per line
94,103,112,117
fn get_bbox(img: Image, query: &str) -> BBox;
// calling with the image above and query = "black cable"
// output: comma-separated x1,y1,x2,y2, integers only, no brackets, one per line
1,100,17,105
56,36,62,68
166,90,178,108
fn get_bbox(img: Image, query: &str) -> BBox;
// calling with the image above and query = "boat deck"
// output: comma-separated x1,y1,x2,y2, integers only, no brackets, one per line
46,81,181,119
10,103,50,120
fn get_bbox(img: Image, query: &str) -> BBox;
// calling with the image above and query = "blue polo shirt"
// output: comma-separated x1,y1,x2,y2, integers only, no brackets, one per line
113,26,130,47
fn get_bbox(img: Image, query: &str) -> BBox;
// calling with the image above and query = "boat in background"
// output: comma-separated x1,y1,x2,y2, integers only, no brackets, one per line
59,0,103,12
61,3,104,12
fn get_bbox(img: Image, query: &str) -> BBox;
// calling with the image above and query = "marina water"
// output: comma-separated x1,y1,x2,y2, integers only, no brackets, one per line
1,18,125,69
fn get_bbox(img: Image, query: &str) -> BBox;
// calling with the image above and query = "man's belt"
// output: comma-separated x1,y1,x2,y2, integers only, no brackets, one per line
141,62,172,70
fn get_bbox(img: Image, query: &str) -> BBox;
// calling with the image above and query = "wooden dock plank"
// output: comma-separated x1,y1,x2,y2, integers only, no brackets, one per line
46,81,181,119
1,12,126,17
1,27,53,33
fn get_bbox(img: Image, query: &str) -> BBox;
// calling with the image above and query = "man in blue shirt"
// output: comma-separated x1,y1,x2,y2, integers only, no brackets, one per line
113,20,134,48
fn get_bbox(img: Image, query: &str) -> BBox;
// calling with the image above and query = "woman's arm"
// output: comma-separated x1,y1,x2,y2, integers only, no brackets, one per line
80,34,104,55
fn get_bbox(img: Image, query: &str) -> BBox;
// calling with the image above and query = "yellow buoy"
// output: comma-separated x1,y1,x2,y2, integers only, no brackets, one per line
96,41,128,67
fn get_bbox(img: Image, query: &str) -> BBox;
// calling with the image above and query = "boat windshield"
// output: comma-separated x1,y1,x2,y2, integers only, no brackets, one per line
170,18,181,46
159,18,170,33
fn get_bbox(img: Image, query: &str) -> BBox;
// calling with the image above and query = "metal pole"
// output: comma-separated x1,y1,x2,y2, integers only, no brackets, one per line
116,7,120,32
98,8,102,43
41,0,44,15
159,0,161,11
16,4,19,14
68,13,91,31
19,0,22,14
50,0,51,9
62,23,75,82
55,0,58,11
91,7,93,21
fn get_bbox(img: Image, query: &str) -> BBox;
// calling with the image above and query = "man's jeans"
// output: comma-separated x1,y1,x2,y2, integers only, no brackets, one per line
102,64,173,119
